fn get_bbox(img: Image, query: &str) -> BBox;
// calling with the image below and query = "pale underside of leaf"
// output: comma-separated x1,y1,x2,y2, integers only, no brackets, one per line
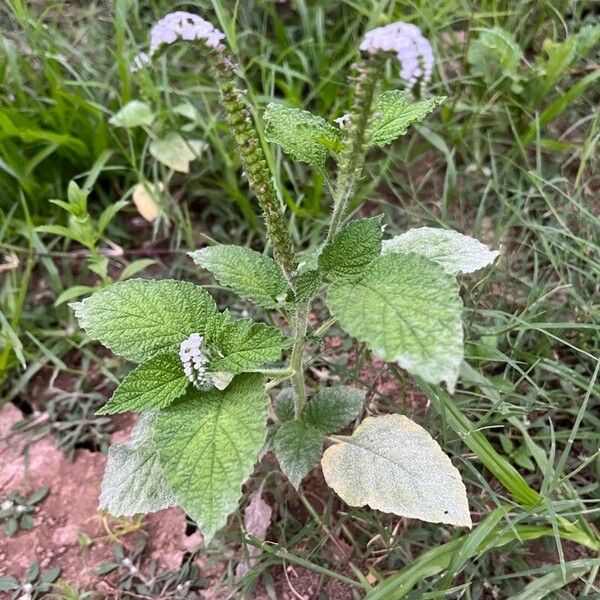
154,374,268,540
97,353,188,415
72,279,218,363
305,386,365,434
326,253,463,392
190,246,288,309
382,227,500,275
149,133,204,173
99,413,176,517
321,414,471,527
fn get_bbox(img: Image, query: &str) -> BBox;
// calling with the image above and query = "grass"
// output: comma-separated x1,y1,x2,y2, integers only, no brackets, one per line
0,0,598,597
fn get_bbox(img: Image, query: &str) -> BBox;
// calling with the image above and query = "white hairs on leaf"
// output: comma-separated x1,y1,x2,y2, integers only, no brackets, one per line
360,22,434,90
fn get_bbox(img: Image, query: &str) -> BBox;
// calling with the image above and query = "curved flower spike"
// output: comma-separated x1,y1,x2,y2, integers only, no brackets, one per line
360,22,434,91
149,11,225,55
179,332,210,390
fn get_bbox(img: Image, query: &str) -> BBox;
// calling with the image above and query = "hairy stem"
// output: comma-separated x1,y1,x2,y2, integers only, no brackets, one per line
210,55,297,283
326,54,385,243
289,301,310,418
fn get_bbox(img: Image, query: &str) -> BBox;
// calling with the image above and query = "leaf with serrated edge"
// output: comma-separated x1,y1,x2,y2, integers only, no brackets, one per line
99,413,176,516
319,216,383,279
264,103,341,169
305,386,365,434
322,414,471,527
208,312,291,374
154,374,268,540
72,279,218,363
97,353,188,415
273,420,323,489
327,253,463,392
382,227,500,275
368,91,445,148
190,246,288,309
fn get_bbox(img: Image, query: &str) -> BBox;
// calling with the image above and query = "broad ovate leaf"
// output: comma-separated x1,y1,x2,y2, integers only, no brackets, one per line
190,246,288,309
264,103,341,169
149,133,204,173
368,91,445,148
97,353,188,415
327,253,463,392
72,279,218,363
99,413,176,516
321,414,471,527
318,216,383,279
273,420,323,489
382,227,499,275
305,386,365,434
154,374,268,540
207,312,291,374
109,100,155,128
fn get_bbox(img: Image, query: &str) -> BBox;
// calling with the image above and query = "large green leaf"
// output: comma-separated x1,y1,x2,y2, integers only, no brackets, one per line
154,374,268,539
327,254,463,391
190,246,288,309
97,353,188,415
368,91,445,148
318,216,383,280
382,227,499,275
273,420,323,489
321,414,471,527
305,386,365,434
72,279,218,363
99,413,176,516
264,103,341,169
208,312,291,373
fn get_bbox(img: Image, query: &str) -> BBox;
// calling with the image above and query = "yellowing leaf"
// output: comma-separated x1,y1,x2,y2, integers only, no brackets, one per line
132,181,163,222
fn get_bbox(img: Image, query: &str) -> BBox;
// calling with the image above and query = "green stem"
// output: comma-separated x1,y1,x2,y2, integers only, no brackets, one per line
289,301,310,418
326,54,385,243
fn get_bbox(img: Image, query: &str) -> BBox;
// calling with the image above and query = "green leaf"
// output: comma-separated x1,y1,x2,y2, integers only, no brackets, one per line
327,253,463,392
72,279,218,363
54,285,95,307
149,133,204,173
382,227,499,275
109,100,155,128
97,353,188,415
305,386,365,434
295,268,322,302
264,103,342,169
321,414,471,527
98,199,129,237
273,420,323,489
99,413,176,516
319,216,383,279
208,312,291,374
368,91,445,148
190,246,288,309
35,224,87,246
0,575,19,591
274,388,296,422
154,374,268,540
119,259,157,281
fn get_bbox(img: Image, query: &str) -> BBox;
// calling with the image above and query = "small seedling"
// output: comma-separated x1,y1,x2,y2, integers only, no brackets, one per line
95,538,207,598
0,562,60,600
0,488,47,536
73,12,503,540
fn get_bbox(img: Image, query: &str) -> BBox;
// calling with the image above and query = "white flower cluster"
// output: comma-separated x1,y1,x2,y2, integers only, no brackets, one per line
132,11,225,72
180,333,209,390
360,22,434,90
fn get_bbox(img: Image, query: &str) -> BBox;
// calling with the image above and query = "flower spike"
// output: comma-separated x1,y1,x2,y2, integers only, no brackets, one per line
360,22,434,92
179,333,210,390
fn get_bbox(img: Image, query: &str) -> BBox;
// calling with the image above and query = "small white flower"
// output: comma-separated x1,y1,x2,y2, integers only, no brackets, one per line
335,114,352,129
16,505,27,514
360,22,434,91
180,333,210,390
1,499,14,511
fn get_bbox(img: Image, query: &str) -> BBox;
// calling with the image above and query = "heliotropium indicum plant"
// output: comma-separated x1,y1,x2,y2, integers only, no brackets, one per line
74,13,500,540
